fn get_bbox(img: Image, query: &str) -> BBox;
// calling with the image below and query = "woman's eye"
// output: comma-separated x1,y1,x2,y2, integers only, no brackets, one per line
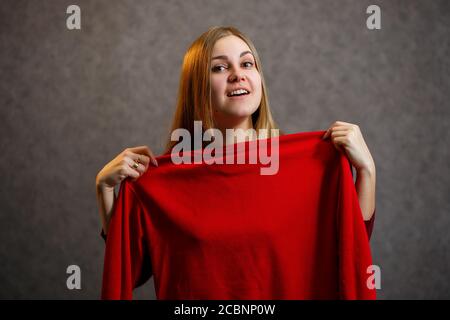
212,65,226,72
212,62,253,72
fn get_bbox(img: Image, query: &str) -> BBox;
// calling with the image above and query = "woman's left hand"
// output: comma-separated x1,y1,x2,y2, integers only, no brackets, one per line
322,121,375,172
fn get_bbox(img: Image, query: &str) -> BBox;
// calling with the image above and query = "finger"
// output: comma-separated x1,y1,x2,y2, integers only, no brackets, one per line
322,126,334,139
330,125,349,131
330,129,349,138
332,137,348,153
120,162,141,181
124,157,146,176
128,146,158,167
323,125,348,139
132,154,150,170
334,120,353,126
333,136,350,147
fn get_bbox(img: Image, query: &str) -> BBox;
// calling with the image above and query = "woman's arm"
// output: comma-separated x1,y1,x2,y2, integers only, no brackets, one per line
355,166,376,221
322,121,376,222
95,146,157,238
95,180,116,235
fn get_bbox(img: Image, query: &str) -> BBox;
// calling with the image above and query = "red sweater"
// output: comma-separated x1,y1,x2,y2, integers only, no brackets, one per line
101,131,376,300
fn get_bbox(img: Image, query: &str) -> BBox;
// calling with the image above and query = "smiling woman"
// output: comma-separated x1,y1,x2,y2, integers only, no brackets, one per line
97,25,377,300
210,38,262,130
164,26,281,153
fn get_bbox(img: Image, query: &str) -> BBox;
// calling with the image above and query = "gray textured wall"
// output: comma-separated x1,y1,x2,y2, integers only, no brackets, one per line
0,0,449,299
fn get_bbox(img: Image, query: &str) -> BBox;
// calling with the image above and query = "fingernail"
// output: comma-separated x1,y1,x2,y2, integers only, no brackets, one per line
152,159,158,167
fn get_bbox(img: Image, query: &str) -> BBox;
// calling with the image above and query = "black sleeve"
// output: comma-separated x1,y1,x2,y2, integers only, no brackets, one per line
100,229,107,242
364,209,376,240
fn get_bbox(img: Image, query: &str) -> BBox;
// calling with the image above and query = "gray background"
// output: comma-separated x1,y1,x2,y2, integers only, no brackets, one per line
0,0,449,299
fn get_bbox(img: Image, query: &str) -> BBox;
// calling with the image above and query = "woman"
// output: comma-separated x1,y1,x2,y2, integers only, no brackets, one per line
95,26,376,239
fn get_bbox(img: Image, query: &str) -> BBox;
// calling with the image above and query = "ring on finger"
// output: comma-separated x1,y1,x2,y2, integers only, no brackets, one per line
132,161,139,169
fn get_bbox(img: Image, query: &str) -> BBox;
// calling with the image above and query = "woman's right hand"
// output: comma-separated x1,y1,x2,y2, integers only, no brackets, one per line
95,146,158,192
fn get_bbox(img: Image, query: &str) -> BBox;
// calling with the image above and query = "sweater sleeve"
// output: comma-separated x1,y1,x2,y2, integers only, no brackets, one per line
101,180,152,300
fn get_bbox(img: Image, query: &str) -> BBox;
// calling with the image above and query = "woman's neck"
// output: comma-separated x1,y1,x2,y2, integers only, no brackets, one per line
214,116,255,145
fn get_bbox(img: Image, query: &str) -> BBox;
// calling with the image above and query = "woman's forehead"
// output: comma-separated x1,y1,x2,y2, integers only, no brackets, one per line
212,35,251,57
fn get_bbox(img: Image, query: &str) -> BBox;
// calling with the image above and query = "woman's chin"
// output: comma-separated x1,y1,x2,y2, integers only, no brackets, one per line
222,105,258,118
222,112,254,120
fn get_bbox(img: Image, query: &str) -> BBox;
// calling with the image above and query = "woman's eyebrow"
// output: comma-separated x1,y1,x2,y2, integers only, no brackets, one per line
212,51,253,61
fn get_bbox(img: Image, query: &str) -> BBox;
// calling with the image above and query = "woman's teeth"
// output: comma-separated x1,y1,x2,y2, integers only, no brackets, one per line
228,89,249,97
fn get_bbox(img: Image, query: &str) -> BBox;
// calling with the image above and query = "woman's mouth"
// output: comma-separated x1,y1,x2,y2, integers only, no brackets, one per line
227,89,251,99
227,93,250,100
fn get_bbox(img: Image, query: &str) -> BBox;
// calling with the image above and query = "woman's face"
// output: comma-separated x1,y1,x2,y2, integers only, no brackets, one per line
210,35,262,127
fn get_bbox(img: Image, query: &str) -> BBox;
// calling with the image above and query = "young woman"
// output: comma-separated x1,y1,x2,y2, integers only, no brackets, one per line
95,26,376,239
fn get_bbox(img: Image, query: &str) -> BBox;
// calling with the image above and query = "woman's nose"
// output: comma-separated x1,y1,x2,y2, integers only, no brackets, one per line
228,69,246,82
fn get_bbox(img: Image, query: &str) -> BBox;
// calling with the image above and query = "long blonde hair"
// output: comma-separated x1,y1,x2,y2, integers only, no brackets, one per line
164,26,280,153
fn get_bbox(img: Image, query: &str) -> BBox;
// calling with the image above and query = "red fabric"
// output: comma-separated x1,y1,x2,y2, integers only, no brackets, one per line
101,131,376,300
101,210,375,241
101,211,375,241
